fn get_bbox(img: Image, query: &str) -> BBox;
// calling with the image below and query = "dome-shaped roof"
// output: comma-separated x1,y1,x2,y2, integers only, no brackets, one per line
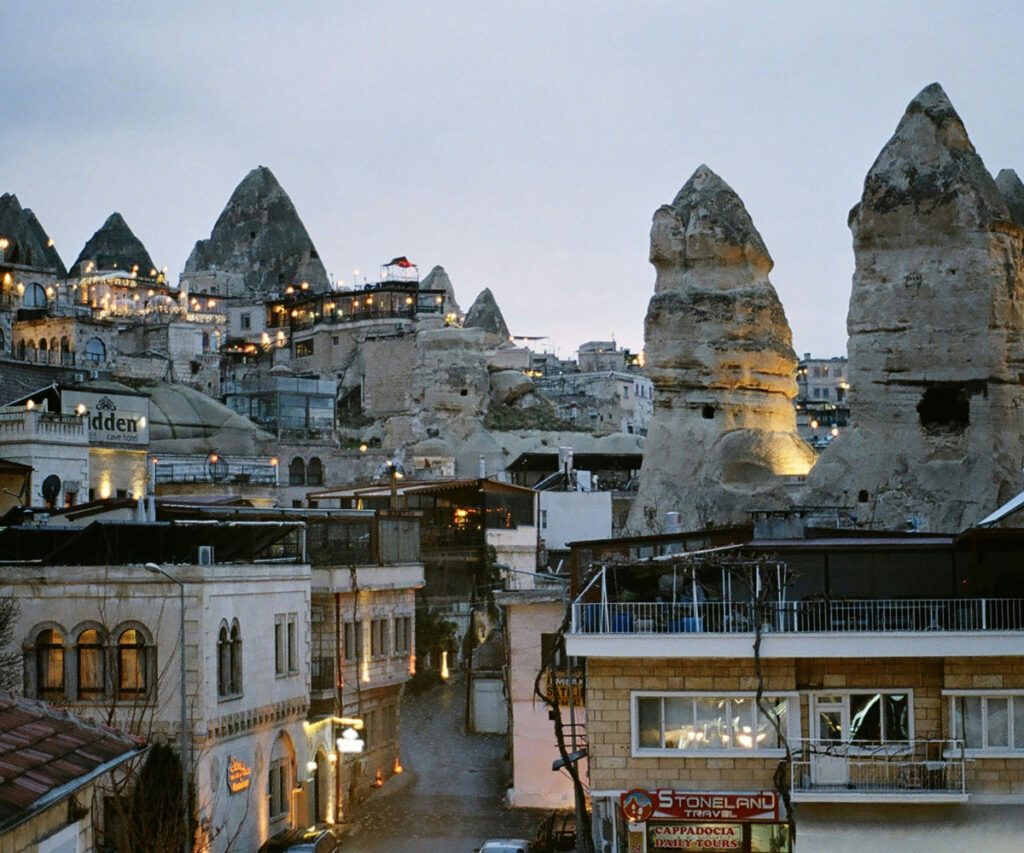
145,382,273,454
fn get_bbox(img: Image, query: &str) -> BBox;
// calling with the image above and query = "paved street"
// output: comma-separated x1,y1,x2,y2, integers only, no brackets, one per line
340,674,547,852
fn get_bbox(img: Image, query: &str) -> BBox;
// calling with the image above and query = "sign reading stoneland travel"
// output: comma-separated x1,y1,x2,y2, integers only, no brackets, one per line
620,790,779,823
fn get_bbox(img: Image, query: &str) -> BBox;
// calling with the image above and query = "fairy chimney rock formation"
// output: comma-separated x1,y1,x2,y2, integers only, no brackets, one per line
463,288,511,345
0,194,66,274
71,212,155,277
420,265,462,317
995,169,1024,227
805,83,1024,530
182,165,329,297
629,165,814,532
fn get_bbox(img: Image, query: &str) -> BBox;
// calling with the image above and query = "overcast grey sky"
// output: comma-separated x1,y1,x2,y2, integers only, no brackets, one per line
4,1,1022,359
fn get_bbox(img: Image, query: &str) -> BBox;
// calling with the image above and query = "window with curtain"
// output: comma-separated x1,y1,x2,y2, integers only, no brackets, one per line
77,628,105,699
118,629,147,698
36,629,65,698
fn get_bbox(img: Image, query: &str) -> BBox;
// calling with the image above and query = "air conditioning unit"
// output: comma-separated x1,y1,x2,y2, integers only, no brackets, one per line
197,545,215,565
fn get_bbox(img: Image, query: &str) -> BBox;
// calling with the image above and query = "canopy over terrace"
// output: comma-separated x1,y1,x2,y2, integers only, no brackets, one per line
0,519,304,564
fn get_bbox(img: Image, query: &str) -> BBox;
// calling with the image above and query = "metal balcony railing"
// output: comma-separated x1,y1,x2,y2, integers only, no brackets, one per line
790,739,966,796
570,598,1024,635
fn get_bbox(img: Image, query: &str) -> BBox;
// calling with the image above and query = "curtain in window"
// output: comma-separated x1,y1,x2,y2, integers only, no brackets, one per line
118,629,147,696
37,629,64,696
77,628,105,699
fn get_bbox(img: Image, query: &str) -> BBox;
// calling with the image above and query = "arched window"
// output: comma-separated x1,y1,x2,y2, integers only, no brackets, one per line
306,457,323,486
289,457,305,486
217,623,231,697
35,628,65,698
27,339,37,362
38,338,48,361
85,337,106,364
0,328,6,353
230,620,242,695
17,339,26,360
60,335,71,364
268,733,295,824
117,628,148,698
77,627,106,700
23,282,47,309
49,337,58,363
217,619,243,698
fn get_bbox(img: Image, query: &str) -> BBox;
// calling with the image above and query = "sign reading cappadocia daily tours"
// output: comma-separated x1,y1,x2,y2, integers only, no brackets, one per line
619,790,789,852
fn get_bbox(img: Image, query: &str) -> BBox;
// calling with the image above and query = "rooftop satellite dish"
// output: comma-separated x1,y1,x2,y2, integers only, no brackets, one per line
41,474,62,505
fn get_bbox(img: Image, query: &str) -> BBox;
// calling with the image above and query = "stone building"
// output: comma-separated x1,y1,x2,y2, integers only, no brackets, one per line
565,510,1024,851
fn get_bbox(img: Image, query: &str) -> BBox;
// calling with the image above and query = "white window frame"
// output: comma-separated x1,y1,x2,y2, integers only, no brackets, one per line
809,689,915,746
945,690,1024,756
631,691,798,757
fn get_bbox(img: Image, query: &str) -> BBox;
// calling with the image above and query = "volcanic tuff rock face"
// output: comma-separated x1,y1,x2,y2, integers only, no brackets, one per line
0,194,66,274
420,265,462,316
71,212,155,277
463,287,511,344
995,169,1024,227
182,166,329,297
805,83,1024,531
628,165,814,533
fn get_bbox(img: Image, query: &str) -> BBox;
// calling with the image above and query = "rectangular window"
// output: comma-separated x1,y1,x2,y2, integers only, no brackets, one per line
287,614,297,672
240,313,251,330
274,615,286,674
813,692,912,743
950,693,1024,751
394,616,411,654
541,509,548,530
370,619,387,657
268,757,289,819
295,339,314,357
633,693,792,754
344,622,356,662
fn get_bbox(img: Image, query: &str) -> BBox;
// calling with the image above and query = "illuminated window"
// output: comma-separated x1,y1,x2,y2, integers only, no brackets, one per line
633,692,793,754
77,628,106,700
35,628,65,698
117,629,148,698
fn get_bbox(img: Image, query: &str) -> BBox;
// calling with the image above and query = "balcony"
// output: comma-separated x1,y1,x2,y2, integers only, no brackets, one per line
311,655,336,694
790,739,967,802
565,598,1024,659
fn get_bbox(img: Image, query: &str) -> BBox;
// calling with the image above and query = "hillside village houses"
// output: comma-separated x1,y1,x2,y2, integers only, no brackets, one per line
4,80,1024,853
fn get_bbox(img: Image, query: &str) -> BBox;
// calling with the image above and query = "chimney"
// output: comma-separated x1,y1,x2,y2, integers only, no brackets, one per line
478,454,486,479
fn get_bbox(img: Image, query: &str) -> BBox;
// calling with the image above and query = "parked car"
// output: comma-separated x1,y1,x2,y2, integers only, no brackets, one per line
258,824,343,853
533,810,577,852
474,839,532,853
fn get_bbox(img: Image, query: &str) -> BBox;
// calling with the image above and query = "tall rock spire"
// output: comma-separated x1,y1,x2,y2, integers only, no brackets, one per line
806,83,1024,530
182,165,329,297
463,288,511,344
0,194,66,274
71,212,155,276
629,165,814,533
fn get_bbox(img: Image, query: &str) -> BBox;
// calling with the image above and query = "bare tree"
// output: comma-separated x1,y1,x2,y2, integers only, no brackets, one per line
533,609,595,853
0,596,21,691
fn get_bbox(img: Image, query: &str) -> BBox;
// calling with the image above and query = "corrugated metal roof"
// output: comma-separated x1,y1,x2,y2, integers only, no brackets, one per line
0,693,145,830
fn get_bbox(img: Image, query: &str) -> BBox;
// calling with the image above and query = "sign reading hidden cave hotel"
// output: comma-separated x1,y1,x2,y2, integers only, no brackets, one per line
63,390,150,447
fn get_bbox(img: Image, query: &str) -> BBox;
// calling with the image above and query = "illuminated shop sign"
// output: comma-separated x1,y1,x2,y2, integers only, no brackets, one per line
63,391,150,446
227,756,252,793
621,789,779,823
650,823,741,850
621,790,789,853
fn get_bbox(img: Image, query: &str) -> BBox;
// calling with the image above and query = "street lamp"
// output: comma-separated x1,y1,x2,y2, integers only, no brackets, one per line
144,562,190,853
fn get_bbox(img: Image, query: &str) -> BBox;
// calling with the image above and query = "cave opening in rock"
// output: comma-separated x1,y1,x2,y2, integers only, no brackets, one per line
701,405,715,419
917,385,970,432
